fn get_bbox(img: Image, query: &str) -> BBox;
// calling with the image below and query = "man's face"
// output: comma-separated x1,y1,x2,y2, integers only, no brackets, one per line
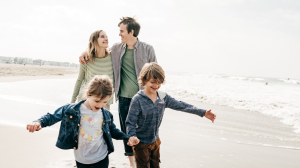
119,23,133,44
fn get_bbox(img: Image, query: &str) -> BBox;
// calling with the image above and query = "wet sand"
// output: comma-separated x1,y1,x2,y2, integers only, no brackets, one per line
0,64,300,167
1,100,300,168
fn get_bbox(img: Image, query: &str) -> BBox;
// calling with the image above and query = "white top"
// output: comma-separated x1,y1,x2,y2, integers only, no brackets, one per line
74,104,108,164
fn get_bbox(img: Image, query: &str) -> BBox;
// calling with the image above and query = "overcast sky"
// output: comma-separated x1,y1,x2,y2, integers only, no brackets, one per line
0,0,299,79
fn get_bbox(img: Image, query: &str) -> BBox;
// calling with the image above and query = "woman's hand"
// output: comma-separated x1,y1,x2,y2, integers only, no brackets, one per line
26,122,42,133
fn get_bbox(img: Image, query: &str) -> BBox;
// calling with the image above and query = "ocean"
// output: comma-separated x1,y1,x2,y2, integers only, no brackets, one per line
160,72,300,133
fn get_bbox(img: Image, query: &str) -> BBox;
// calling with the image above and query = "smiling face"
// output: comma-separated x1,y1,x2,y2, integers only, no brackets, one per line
85,95,110,112
119,23,133,44
144,78,162,95
97,31,109,49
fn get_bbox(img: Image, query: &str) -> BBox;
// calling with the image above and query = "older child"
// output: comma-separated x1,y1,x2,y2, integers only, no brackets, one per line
27,75,139,168
71,30,114,111
126,63,216,168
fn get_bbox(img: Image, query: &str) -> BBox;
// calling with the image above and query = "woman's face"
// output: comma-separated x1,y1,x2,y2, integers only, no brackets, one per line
97,31,109,48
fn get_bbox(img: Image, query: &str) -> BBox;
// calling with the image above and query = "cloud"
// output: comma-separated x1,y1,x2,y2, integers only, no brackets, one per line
196,0,246,5
27,5,96,27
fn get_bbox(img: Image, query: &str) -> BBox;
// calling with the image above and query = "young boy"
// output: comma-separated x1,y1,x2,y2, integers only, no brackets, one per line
125,63,216,168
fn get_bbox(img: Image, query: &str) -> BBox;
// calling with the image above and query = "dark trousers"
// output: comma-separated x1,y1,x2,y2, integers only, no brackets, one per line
118,96,134,156
75,155,109,168
133,138,161,168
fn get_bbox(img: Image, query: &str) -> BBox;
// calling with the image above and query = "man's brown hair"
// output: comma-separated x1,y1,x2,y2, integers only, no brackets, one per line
138,63,165,87
87,75,113,99
118,17,140,37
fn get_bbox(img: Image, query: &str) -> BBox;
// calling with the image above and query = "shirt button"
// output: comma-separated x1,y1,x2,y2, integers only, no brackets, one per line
78,124,80,126
73,147,76,149
75,140,77,143
76,133,78,135
70,116,73,119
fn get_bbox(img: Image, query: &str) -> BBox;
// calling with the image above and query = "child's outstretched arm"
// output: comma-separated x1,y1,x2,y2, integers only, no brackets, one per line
26,104,69,132
165,93,216,122
108,113,130,140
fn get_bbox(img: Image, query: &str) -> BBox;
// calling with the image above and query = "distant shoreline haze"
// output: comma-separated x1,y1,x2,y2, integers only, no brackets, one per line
0,56,78,67
1,55,298,82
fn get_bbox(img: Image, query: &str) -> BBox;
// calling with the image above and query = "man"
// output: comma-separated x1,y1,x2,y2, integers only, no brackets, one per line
79,17,157,168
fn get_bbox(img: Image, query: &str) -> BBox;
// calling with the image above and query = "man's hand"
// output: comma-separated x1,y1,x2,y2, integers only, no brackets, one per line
127,136,140,146
26,122,42,133
204,109,216,123
79,51,88,64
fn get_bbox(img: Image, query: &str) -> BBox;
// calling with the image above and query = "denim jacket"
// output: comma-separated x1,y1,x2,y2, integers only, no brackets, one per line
35,100,129,154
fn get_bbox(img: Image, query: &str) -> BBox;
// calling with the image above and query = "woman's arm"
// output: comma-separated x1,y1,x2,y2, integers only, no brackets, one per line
71,63,86,103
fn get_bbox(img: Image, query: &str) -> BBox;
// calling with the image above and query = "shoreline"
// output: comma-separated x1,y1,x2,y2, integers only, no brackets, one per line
0,74,78,83
2,96,300,168
1,68,300,167
0,64,79,82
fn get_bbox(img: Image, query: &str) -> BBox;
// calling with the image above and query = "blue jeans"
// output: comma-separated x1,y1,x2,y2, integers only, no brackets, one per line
118,96,134,156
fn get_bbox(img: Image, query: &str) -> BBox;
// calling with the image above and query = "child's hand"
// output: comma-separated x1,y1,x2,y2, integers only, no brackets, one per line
127,136,140,146
26,122,42,133
204,109,216,123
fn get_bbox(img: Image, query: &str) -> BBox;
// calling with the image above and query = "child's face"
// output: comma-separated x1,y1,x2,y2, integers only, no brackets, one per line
144,78,162,94
87,95,110,112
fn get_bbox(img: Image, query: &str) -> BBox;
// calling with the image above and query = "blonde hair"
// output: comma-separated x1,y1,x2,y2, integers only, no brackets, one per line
87,75,113,99
87,30,110,63
138,62,165,87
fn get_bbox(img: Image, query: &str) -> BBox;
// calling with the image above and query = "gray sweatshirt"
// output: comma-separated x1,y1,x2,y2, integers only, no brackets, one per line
126,90,206,144
110,39,157,101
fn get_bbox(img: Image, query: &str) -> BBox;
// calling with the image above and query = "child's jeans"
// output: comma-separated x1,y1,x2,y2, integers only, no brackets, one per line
75,155,109,168
133,138,161,168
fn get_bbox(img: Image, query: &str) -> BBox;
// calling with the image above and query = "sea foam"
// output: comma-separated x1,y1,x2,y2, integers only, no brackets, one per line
160,72,300,133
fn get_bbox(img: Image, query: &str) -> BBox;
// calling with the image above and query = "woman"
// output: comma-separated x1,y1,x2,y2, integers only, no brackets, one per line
71,30,114,110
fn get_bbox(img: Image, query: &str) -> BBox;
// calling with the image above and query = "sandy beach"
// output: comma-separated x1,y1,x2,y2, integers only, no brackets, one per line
0,64,78,82
1,64,300,168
